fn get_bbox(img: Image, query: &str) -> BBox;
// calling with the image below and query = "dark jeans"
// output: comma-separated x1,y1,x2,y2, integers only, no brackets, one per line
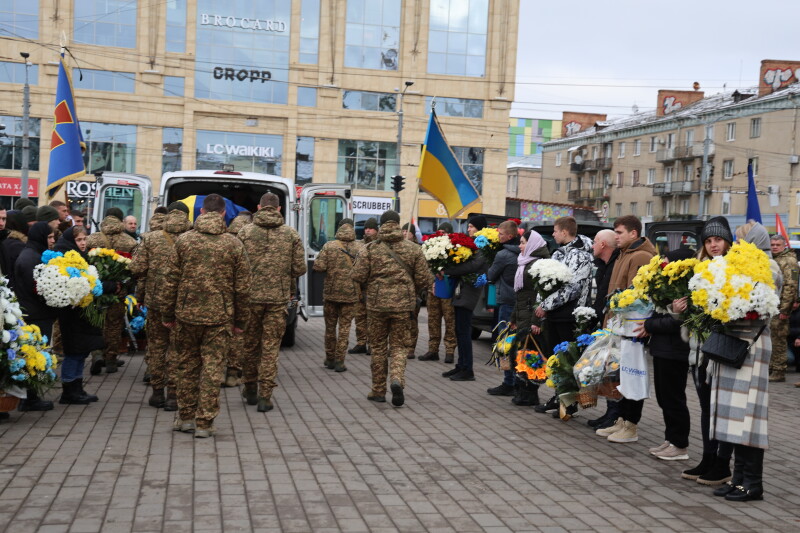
692,364,733,459
544,320,575,356
454,306,474,371
61,353,89,383
497,304,514,385
653,357,690,448
620,398,644,424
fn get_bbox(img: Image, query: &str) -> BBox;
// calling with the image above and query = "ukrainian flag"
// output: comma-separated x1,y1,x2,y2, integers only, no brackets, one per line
178,195,248,226
417,112,481,217
47,54,86,196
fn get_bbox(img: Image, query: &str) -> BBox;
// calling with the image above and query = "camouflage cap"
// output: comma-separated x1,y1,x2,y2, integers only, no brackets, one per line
380,210,400,225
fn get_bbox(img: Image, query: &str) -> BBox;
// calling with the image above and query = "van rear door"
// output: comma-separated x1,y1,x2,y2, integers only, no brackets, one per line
91,173,153,233
298,184,352,317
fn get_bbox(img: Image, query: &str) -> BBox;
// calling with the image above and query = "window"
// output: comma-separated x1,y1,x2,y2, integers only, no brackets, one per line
615,203,622,217
162,128,182,173
591,146,599,160
425,96,483,118
555,179,561,193
589,174,596,189
0,61,38,84
453,146,484,193
555,152,562,166
298,87,317,107
196,130,283,174
680,199,690,214
726,122,736,141
647,168,656,185
666,133,675,149
166,0,186,53
300,0,321,64
633,139,641,156
750,157,758,177
343,91,396,112
604,143,612,158
73,69,134,93
631,170,639,186
618,142,625,158
0,115,41,170
630,202,638,216
603,173,610,187
723,159,734,179
507,172,517,195
82,122,137,174
664,166,674,182
646,201,653,217
338,140,397,191
683,164,693,181
428,0,488,77
74,0,137,48
649,136,657,152
685,129,695,145
721,192,731,216
163,76,184,97
705,124,714,140
0,0,39,39
345,0,401,70
750,117,761,138
296,136,315,186
664,199,672,215
566,178,571,191
616,172,623,187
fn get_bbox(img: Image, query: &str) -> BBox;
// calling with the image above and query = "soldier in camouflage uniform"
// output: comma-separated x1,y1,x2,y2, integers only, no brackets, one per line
161,194,250,438
148,207,168,232
352,210,433,407
420,222,457,363
769,234,799,381
130,203,192,410
239,193,306,412
86,207,138,374
349,217,378,354
313,219,362,372
222,211,253,387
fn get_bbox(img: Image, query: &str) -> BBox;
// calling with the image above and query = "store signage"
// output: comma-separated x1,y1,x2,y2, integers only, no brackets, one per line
200,13,287,32
205,144,275,158
353,196,393,215
0,177,38,197
67,181,95,198
213,67,271,82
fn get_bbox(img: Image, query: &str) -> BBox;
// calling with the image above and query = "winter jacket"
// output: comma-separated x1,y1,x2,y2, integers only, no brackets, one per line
773,248,799,315
592,249,620,325
161,212,251,327
313,224,363,304
643,311,689,361
607,237,657,295
487,237,520,306
227,213,251,235
442,251,488,311
510,245,551,329
237,206,306,305
86,215,138,254
2,230,26,284
148,212,166,232
352,221,433,313
540,234,594,322
14,223,56,322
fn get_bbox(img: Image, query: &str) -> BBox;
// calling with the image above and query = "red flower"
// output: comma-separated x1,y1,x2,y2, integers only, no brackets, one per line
449,232,477,250
660,261,668,269
508,218,522,225
422,230,448,242
117,251,133,259
744,311,760,320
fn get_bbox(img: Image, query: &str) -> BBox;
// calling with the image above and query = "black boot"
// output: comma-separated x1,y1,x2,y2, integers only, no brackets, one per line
59,381,91,405
77,379,98,403
510,380,524,405
726,446,764,501
19,390,54,411
714,449,745,497
588,399,616,428
533,394,558,413
696,454,732,486
682,453,715,480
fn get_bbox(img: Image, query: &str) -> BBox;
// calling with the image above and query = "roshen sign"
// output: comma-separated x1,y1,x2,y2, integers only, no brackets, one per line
200,14,287,32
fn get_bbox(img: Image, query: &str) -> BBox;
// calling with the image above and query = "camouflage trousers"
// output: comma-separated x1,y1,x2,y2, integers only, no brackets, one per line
353,300,368,346
324,301,355,363
368,311,412,395
103,301,126,361
427,294,457,356
408,300,422,355
769,316,789,374
173,321,230,429
226,309,248,376
242,303,287,397
145,308,175,390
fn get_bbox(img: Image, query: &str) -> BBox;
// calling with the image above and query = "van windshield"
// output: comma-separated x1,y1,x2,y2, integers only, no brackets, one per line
166,180,287,214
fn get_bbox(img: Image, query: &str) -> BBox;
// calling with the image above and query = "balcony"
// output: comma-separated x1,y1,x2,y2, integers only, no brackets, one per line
652,180,698,196
570,162,585,173
595,157,613,170
657,142,716,162
589,187,610,199
567,188,601,201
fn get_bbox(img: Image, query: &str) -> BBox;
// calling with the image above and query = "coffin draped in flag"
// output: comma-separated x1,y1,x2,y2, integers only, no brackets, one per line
178,195,248,225
417,112,481,217
47,54,86,195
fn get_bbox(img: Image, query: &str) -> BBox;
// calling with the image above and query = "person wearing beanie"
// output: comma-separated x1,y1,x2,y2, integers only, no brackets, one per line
167,201,190,215
106,207,125,221
14,197,35,211
401,222,418,243
362,217,379,242
21,205,38,227
437,221,454,234
467,215,487,233
350,217,380,355
313,216,362,372
353,210,432,407
699,216,733,254
337,218,354,231
420,220,457,363
37,205,61,230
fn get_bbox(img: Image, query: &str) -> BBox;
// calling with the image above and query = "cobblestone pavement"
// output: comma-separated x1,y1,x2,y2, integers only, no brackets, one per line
2,310,800,533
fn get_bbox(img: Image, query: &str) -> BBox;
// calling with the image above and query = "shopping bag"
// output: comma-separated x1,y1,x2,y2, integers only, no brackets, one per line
616,338,650,400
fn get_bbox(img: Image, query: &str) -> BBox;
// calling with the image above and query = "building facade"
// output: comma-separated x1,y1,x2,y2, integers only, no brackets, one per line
0,0,519,218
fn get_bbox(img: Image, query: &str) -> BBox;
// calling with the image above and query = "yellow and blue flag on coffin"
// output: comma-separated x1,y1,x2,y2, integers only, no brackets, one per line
47,54,86,196
417,111,481,217
179,195,248,226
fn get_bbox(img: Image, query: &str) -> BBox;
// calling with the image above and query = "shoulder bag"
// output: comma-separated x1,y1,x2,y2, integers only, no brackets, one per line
701,324,766,369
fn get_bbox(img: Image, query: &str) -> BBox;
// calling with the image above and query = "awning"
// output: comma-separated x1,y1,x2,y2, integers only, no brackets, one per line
567,145,585,152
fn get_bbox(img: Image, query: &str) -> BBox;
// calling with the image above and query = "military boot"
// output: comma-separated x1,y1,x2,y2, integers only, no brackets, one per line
164,387,178,412
323,356,335,369
242,383,258,405
334,362,347,372
223,368,240,388
105,358,118,374
257,397,274,412
89,352,105,375
148,388,166,408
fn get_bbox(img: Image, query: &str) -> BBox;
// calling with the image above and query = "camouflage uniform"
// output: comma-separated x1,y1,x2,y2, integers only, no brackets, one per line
130,210,192,395
148,212,166,232
239,207,306,402
224,214,252,379
770,248,800,378
160,212,250,429
86,216,138,367
352,221,432,398
426,291,457,358
352,233,375,349
313,223,362,367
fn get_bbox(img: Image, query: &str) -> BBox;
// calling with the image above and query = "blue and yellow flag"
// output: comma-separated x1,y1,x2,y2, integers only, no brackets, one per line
179,195,248,226
47,54,85,196
417,112,481,217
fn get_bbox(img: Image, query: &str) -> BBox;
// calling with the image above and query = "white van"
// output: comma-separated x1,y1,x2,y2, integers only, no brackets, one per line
91,170,353,346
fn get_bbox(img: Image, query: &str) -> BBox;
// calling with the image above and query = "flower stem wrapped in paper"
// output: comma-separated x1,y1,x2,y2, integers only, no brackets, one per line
609,287,654,337
472,227,502,265
544,339,583,408
572,329,622,399
83,248,133,328
528,258,574,303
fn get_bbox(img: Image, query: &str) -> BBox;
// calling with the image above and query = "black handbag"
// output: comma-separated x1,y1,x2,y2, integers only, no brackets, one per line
701,325,766,369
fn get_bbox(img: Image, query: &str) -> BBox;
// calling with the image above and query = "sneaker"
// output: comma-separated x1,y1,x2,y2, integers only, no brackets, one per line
348,344,367,354
649,441,671,455
607,421,638,443
533,395,558,414
442,367,461,378
487,383,515,396
596,417,624,437
390,380,405,407
654,444,689,461
449,369,475,381
194,426,216,438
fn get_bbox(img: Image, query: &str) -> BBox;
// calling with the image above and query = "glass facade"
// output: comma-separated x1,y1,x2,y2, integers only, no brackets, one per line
195,1,290,104
164,76,184,96
82,122,137,174
295,137,314,186
166,0,187,53
345,0,401,70
426,96,483,118
0,0,39,39
299,0,320,64
337,140,397,192
73,69,135,93
0,115,40,170
428,0,488,77
196,130,283,174
343,91,396,112
453,146,483,193
74,0,137,48
297,87,317,107
0,61,38,85
162,128,183,173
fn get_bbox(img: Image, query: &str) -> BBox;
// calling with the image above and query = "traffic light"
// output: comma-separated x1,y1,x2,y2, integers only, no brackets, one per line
391,175,405,193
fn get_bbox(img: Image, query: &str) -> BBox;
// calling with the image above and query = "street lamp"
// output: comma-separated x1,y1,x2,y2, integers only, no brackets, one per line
395,80,414,212
20,52,31,199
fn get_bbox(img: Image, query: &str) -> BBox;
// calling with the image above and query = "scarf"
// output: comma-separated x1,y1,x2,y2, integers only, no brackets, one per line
514,231,547,292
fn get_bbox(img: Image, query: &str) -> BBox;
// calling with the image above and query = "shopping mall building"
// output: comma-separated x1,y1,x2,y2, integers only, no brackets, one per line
0,0,519,230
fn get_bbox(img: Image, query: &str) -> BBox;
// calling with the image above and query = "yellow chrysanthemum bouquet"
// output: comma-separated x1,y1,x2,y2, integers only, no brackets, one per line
83,248,134,327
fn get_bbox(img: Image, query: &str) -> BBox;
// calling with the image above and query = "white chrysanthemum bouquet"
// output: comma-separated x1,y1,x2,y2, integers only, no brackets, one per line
528,258,573,301
33,250,101,308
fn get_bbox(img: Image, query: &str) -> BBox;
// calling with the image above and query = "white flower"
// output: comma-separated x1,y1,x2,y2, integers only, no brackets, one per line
573,306,597,321
1,329,9,343
528,259,573,286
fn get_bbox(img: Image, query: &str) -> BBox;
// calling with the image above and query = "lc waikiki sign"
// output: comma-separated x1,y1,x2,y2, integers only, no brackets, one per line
205,144,276,158
200,13,287,32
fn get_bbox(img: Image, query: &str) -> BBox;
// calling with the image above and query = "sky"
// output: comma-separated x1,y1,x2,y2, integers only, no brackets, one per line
511,0,800,122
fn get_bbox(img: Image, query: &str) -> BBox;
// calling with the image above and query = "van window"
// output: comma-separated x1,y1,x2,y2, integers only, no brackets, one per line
102,185,143,223
308,196,345,252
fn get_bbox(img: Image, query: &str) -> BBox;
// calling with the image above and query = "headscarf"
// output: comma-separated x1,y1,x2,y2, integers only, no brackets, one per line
53,227,87,257
25,221,53,254
514,230,547,292
741,222,772,258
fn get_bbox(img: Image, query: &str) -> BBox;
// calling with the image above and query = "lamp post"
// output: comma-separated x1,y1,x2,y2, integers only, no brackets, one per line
20,52,31,199
396,80,414,212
